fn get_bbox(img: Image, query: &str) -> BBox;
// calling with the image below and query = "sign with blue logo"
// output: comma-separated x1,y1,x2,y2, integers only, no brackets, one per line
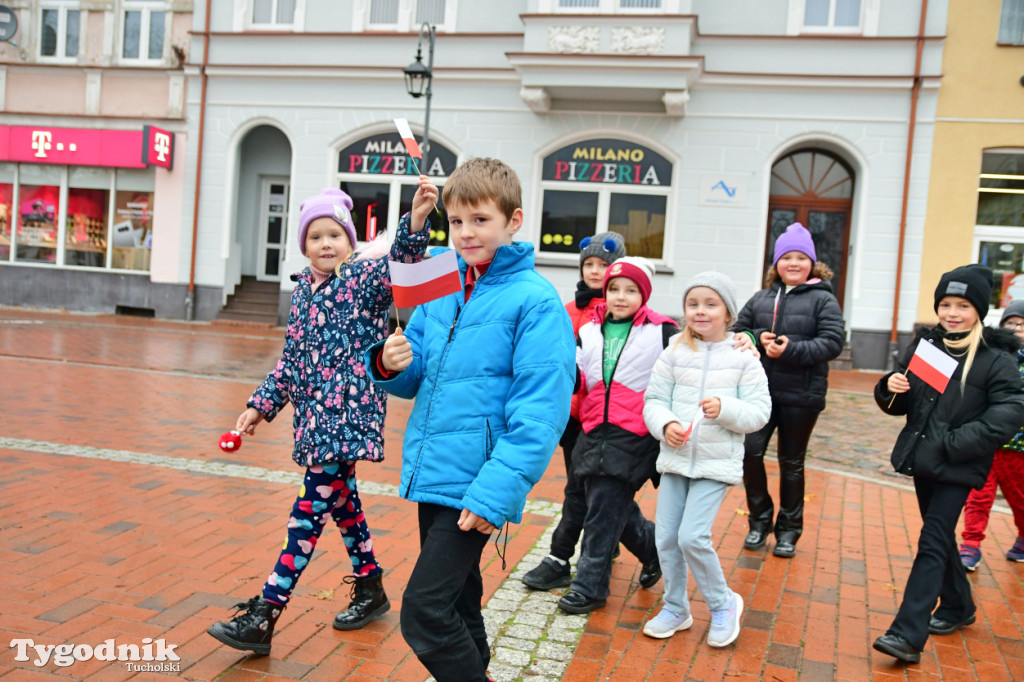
699,175,748,207
0,6,17,42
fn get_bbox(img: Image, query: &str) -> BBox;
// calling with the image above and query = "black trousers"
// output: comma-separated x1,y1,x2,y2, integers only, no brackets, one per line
400,503,492,682
888,477,974,651
571,476,657,601
550,418,587,560
743,404,820,538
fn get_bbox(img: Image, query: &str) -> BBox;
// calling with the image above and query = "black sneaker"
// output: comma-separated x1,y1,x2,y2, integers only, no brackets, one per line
639,557,662,589
521,557,571,590
557,590,606,614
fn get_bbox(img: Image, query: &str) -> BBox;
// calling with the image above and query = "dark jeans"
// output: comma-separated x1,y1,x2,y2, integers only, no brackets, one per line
550,419,586,561
743,404,820,538
571,476,657,601
888,477,974,651
400,504,492,682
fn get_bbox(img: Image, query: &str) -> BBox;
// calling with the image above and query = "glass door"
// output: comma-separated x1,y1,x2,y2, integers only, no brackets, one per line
257,177,288,282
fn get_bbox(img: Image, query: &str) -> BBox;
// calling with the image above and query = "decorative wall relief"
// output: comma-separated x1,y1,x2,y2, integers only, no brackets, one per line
547,26,600,53
610,26,666,54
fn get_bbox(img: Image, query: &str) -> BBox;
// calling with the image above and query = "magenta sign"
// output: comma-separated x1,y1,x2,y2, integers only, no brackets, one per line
0,125,175,169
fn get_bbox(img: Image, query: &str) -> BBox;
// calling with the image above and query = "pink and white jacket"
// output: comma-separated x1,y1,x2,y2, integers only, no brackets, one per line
572,303,678,489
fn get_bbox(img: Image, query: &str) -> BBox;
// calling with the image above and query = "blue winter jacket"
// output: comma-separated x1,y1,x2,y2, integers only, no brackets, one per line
366,242,576,527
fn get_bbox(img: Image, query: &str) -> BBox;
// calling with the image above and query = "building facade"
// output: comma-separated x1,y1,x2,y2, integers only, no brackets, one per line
917,0,1024,326
0,1,950,370
0,1,191,315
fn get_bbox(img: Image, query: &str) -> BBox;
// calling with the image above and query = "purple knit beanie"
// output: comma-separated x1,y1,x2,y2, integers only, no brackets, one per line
773,222,817,266
298,188,356,256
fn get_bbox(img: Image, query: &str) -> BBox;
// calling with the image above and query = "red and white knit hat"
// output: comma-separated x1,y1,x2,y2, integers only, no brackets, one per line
603,256,654,304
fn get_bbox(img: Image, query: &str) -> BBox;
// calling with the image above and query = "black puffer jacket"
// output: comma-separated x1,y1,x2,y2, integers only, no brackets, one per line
734,279,845,411
874,326,1024,489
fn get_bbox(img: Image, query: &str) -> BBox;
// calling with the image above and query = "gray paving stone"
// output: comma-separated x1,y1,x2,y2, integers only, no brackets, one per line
496,636,537,652
494,647,533,666
507,623,544,640
536,641,574,661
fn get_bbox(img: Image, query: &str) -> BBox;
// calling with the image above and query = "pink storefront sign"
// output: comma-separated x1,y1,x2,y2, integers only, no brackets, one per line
0,125,174,169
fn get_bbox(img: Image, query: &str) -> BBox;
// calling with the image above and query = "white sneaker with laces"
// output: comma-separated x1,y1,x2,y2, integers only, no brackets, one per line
643,608,693,639
707,592,743,648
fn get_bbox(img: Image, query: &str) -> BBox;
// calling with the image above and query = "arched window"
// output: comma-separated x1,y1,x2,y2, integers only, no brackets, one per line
539,138,673,260
336,132,457,248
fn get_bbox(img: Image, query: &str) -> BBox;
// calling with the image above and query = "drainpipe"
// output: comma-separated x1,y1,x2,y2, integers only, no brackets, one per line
889,0,929,369
185,0,211,321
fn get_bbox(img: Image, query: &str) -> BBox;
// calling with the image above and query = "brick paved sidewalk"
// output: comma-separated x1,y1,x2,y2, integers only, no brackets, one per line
1,310,1022,681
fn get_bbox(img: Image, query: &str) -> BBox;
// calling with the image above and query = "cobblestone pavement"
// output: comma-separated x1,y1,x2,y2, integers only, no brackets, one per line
1,309,1022,681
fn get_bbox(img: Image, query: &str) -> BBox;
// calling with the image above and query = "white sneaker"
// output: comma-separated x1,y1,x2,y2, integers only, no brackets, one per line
707,592,743,648
643,608,693,639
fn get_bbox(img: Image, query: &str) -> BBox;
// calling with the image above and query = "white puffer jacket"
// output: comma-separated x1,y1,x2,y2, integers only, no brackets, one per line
643,335,771,485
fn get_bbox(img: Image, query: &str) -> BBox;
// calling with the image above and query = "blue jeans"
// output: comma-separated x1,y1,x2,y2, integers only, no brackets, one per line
655,473,731,615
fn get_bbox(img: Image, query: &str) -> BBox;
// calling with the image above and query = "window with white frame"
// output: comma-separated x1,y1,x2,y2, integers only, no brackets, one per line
999,0,1024,44
361,0,454,32
39,2,80,61
975,149,1024,312
121,0,166,63
787,0,878,35
543,0,672,12
538,138,673,261
251,0,297,27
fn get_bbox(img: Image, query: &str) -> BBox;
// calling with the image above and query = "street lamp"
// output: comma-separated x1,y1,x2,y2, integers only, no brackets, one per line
403,23,435,170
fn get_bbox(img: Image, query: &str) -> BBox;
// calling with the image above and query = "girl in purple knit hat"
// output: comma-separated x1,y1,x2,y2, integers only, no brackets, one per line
207,178,437,655
733,222,845,558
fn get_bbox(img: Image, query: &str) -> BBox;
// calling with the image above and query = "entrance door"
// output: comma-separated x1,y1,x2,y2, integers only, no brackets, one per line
257,177,288,282
765,150,854,309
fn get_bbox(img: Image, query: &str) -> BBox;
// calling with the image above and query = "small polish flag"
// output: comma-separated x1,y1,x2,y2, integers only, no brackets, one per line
389,249,461,308
394,118,422,159
907,339,959,393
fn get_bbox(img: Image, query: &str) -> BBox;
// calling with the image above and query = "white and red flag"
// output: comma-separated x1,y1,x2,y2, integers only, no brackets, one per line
389,249,461,308
394,118,422,159
907,340,959,393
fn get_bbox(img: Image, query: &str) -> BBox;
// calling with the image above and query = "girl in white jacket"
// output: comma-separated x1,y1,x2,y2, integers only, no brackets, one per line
642,272,771,648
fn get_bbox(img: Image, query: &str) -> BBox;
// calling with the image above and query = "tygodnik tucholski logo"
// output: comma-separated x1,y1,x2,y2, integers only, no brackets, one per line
10,637,181,672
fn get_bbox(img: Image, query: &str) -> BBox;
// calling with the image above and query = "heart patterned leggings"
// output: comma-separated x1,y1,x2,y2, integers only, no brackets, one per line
261,461,381,605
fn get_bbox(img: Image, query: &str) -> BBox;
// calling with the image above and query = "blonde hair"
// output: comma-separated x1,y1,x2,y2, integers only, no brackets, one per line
943,319,985,393
441,157,522,220
673,309,733,353
764,261,834,289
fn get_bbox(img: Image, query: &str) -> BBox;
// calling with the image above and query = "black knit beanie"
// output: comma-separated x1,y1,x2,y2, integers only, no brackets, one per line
934,264,993,319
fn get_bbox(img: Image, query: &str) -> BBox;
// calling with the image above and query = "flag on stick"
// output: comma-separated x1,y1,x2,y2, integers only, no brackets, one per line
907,340,959,393
394,118,422,159
389,249,461,308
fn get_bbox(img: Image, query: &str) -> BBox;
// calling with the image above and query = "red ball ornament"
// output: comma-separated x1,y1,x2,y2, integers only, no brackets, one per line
219,430,243,452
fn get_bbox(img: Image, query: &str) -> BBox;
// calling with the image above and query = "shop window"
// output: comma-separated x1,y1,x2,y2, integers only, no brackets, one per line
0,164,13,261
539,138,672,261
65,168,111,268
977,149,1024,227
122,1,166,62
363,0,453,32
39,2,80,61
16,165,62,265
252,0,296,26
337,130,458,249
112,169,154,271
1000,0,1024,44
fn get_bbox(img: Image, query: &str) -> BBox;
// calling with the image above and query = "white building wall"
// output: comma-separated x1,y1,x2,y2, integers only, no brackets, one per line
179,0,947,367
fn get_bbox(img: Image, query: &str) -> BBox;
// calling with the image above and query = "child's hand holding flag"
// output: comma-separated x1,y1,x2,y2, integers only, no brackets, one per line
410,175,438,234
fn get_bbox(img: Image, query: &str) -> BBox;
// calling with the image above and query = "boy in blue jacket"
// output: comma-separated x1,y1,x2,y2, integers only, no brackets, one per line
367,157,576,682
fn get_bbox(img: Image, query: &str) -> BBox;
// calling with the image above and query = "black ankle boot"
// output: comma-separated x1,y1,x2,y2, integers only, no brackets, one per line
333,573,390,631
207,596,283,655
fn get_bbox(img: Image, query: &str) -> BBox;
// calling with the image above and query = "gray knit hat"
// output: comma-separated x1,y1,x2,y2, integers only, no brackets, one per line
683,271,739,322
579,231,625,272
1001,300,1024,326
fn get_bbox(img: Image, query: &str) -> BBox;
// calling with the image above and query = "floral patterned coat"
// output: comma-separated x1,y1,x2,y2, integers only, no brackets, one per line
248,214,428,466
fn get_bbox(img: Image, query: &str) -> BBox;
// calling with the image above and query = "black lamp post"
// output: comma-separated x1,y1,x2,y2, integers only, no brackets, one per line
403,23,435,171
